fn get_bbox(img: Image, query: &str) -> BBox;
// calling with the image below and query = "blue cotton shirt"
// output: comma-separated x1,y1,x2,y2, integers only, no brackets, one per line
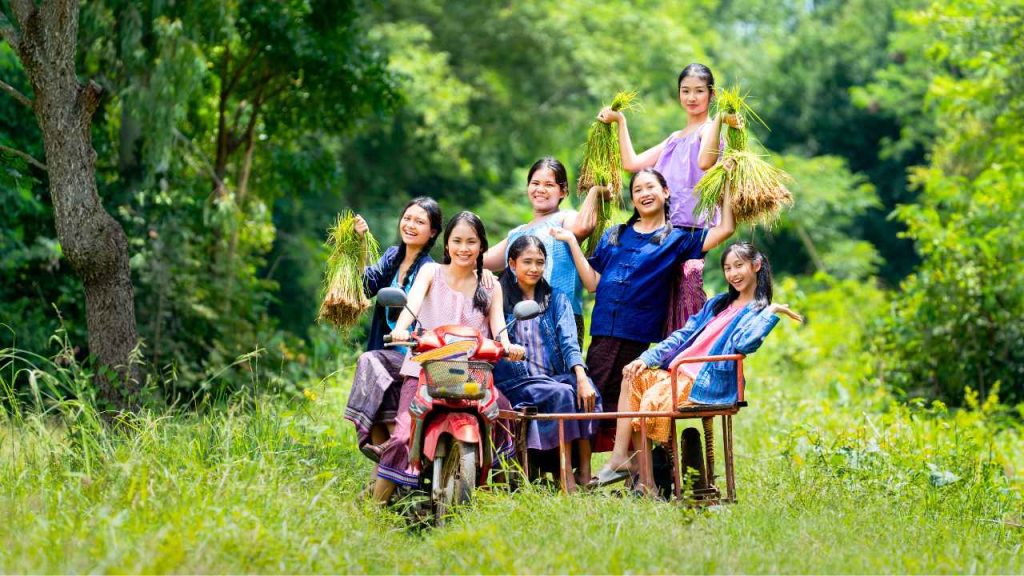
587,225,704,343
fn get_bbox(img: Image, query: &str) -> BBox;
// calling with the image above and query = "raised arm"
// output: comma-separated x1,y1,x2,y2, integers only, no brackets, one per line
598,108,665,172
701,185,736,252
482,236,510,272
549,227,600,292
698,112,744,171
564,185,611,242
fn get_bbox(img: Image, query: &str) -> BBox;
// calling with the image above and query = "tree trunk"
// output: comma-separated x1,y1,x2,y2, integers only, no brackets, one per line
6,0,140,409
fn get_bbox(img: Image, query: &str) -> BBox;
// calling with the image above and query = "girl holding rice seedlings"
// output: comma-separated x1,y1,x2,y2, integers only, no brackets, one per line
482,157,611,344
345,197,442,463
494,234,600,491
372,211,527,503
598,63,742,336
550,168,735,462
593,242,802,487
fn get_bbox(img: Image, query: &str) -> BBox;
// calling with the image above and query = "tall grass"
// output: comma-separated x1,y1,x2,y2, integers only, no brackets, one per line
2,277,1023,573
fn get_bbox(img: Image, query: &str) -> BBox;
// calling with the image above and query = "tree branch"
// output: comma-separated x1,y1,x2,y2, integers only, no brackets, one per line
0,144,47,171
0,78,33,109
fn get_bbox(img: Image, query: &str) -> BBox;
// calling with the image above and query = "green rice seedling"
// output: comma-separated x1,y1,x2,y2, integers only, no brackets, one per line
318,211,381,327
694,87,792,225
577,90,640,254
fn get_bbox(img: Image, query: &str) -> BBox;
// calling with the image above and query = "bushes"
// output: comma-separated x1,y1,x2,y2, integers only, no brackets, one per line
868,0,1024,406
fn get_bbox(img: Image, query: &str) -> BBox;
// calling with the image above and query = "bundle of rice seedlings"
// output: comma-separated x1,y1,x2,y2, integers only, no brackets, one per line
693,87,793,226
318,211,381,327
577,90,640,254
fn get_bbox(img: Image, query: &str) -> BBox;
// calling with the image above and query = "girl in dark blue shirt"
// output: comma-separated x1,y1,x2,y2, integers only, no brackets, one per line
345,197,442,463
551,168,735,454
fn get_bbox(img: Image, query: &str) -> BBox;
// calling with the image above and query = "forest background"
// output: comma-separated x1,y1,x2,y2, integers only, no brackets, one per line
2,0,1023,572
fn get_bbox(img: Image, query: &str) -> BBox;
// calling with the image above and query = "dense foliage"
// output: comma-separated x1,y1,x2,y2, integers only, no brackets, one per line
2,0,1022,406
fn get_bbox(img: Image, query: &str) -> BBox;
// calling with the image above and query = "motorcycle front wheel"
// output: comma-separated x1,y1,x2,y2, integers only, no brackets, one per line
433,439,478,526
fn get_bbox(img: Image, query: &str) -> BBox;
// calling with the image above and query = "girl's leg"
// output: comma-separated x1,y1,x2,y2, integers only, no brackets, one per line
372,477,396,503
574,439,592,485
605,376,637,471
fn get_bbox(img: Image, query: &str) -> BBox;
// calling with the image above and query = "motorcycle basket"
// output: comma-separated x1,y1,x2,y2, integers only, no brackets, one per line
421,360,490,400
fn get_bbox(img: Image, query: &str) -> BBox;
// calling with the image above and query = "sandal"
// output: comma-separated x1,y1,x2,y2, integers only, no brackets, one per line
589,466,631,487
360,441,385,463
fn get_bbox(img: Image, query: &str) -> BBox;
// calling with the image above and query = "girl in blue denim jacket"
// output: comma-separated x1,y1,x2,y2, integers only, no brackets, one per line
593,242,802,485
496,235,600,490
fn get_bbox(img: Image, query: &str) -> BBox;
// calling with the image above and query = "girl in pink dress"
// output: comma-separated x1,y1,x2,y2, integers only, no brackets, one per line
371,211,526,504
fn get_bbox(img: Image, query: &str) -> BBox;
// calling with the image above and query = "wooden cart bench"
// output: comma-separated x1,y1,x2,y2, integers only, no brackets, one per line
501,353,747,503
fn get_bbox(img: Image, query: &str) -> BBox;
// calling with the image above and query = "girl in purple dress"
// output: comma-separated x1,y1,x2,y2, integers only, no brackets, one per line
598,63,742,335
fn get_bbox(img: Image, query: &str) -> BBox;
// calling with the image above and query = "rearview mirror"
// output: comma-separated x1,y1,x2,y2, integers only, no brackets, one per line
512,300,542,321
376,287,408,308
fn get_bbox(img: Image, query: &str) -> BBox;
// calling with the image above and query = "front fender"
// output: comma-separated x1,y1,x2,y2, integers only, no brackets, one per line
423,412,481,461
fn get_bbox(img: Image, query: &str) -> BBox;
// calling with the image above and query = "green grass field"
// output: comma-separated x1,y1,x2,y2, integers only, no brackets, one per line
2,282,1022,573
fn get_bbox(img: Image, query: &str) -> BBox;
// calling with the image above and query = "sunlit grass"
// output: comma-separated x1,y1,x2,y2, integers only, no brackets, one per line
1,278,1023,573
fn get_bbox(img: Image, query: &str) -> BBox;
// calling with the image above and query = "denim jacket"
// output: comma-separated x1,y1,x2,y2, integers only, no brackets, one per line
362,246,433,351
638,293,780,405
495,290,585,381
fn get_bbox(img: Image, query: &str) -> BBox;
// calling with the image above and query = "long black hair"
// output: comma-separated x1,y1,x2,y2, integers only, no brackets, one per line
712,242,773,314
609,168,673,246
499,235,553,316
442,211,490,314
383,197,442,290
527,156,569,204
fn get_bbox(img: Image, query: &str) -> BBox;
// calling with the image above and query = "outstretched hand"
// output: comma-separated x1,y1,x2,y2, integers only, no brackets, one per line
769,303,803,324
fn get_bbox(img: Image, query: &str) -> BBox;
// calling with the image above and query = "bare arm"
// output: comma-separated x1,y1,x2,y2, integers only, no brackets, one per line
564,185,610,241
390,263,436,336
549,228,600,292
488,283,526,360
482,236,510,272
698,113,744,171
701,184,736,252
598,108,665,172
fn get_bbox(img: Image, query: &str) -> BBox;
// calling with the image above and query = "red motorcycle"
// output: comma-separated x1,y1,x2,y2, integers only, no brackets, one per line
377,287,540,525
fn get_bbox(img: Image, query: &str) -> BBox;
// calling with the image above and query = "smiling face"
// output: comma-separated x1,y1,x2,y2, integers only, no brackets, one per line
722,250,761,297
526,167,566,214
678,75,712,117
509,245,546,291
630,171,670,218
445,221,482,269
399,204,434,249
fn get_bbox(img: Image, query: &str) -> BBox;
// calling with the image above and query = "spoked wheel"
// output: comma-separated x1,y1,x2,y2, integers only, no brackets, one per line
433,438,478,526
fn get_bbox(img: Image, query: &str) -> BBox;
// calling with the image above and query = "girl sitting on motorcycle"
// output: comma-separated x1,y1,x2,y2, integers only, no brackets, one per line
596,242,803,487
345,197,442,463
550,168,735,460
372,211,526,504
496,235,600,491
